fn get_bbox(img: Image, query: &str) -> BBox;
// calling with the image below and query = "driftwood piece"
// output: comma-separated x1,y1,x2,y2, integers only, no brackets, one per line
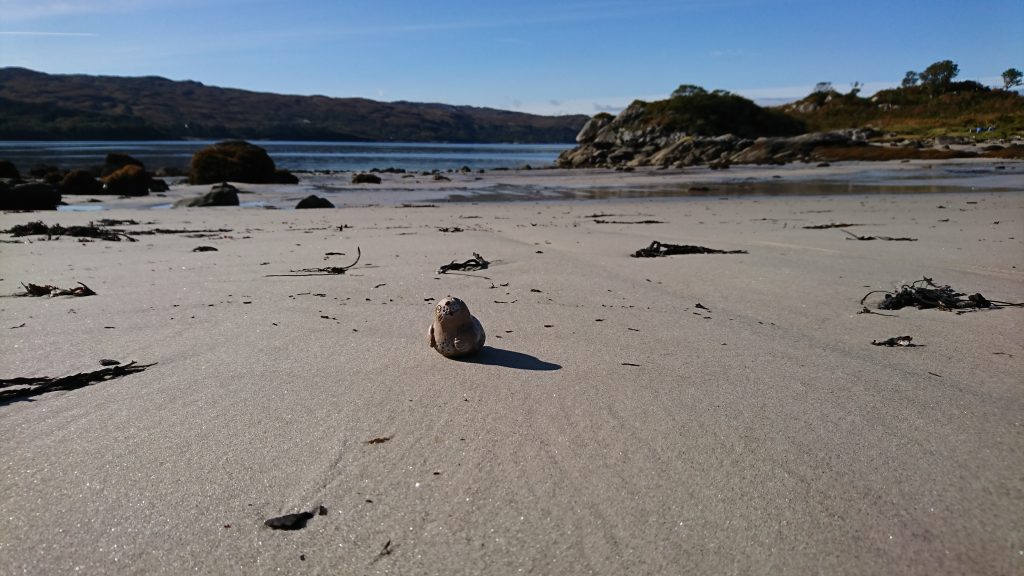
20,282,96,297
0,361,155,403
860,277,1024,312
438,253,489,274
631,241,747,258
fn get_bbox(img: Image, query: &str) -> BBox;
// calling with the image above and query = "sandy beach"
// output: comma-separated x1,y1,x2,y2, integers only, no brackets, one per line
1,160,1022,574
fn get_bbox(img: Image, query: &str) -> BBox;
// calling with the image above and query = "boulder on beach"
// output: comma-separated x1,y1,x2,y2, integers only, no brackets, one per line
29,164,64,185
295,195,334,209
102,164,150,196
273,169,300,184
1,181,61,210
148,178,169,193
0,160,20,180
59,170,103,195
175,182,240,207
189,140,278,185
352,172,382,184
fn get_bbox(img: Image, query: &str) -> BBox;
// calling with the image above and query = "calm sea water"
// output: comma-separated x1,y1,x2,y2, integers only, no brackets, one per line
0,141,570,172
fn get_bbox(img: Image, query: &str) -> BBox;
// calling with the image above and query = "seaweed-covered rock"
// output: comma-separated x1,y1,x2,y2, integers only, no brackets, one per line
1,181,61,210
188,140,277,185
0,160,20,179
175,182,240,207
295,195,334,209
352,172,382,184
102,153,144,177
102,164,150,196
60,170,103,195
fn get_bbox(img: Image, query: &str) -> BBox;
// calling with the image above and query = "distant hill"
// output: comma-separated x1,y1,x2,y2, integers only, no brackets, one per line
0,68,588,142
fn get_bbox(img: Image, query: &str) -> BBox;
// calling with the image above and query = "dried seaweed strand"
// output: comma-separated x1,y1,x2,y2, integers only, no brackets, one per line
267,247,361,276
840,229,917,242
871,336,917,347
6,221,136,242
594,219,664,224
19,282,96,297
631,241,747,258
438,252,489,274
802,223,861,229
0,361,155,402
860,277,1024,311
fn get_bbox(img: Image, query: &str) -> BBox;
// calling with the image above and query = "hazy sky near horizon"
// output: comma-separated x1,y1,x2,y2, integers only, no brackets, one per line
1,0,1021,116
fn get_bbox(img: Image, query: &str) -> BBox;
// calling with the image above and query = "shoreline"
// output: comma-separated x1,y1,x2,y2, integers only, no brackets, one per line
52,157,1024,211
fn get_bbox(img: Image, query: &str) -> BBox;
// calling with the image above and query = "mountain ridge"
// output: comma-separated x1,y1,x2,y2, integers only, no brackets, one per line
0,68,588,142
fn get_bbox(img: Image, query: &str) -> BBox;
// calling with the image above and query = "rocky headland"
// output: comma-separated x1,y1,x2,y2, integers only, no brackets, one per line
559,101,1022,170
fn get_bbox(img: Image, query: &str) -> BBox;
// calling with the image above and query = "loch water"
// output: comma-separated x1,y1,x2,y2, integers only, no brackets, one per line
0,141,570,173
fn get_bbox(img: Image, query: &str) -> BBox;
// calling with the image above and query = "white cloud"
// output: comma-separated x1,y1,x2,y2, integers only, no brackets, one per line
508,93,663,116
0,31,97,36
0,0,202,22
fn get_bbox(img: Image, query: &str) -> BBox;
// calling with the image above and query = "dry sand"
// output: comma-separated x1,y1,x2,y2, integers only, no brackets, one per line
1,160,1022,574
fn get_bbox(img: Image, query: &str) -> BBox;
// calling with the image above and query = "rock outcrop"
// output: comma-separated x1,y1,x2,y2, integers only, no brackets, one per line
102,164,150,196
189,141,280,185
59,170,103,195
1,181,61,210
352,173,382,184
295,195,334,209
559,105,855,169
175,182,240,207
0,160,20,179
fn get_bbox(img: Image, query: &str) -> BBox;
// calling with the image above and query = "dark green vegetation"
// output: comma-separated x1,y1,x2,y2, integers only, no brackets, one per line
784,60,1024,139
649,86,805,138
0,68,587,142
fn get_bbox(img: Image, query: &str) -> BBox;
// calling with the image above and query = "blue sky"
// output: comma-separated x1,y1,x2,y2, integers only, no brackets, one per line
1,0,1021,116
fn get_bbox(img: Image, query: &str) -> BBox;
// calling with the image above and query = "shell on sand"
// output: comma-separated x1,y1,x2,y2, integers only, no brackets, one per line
428,296,485,358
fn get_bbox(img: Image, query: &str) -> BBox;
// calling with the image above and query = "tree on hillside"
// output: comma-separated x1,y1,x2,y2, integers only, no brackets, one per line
813,82,833,94
1003,68,1023,90
671,84,707,98
901,71,919,88
919,60,959,90
849,81,863,96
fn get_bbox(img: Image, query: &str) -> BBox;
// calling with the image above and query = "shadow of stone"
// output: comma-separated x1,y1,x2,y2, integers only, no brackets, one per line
458,346,561,371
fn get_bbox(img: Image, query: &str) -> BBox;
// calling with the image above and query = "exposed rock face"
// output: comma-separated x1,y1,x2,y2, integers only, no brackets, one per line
295,195,334,209
175,182,240,207
559,111,854,169
1,181,61,210
556,97,861,169
188,140,278,185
